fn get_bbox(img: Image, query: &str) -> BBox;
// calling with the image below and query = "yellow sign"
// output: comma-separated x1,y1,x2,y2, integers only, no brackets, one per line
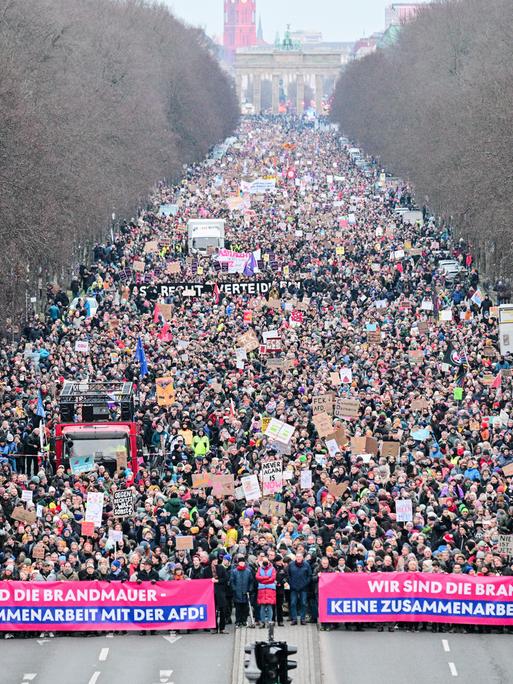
156,377,175,407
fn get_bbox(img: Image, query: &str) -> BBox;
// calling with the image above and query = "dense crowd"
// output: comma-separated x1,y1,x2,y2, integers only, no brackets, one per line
1,116,512,638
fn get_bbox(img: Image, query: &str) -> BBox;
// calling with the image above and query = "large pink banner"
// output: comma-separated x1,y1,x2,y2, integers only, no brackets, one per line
0,580,215,631
319,572,513,626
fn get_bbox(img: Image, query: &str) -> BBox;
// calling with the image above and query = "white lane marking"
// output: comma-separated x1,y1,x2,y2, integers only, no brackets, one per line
99,648,109,662
36,640,48,645
88,672,101,684
162,635,182,645
159,672,173,683
449,662,458,677
106,633,114,639
442,639,450,652
23,676,37,681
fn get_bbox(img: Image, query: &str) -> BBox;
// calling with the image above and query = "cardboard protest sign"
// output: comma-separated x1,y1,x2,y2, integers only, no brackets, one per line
212,474,235,497
326,428,348,448
417,321,430,335
11,507,37,524
260,499,287,517
312,393,334,416
176,536,195,551
411,398,430,411
112,490,133,517
330,371,341,387
367,331,381,345
192,472,213,489
396,499,413,523
351,436,367,455
408,350,424,365
133,260,145,273
81,521,95,536
335,398,360,418
157,303,173,321
32,543,46,559
327,481,348,498
312,412,333,438
156,377,176,407
166,262,181,275
261,458,283,494
237,330,259,353
115,446,128,471
381,442,401,459
502,462,513,477
241,474,261,500
144,240,159,254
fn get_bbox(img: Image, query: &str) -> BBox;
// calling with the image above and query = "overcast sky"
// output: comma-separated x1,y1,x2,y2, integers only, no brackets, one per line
165,0,430,43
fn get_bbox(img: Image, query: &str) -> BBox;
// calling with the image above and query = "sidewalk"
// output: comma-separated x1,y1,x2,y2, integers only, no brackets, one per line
231,623,321,684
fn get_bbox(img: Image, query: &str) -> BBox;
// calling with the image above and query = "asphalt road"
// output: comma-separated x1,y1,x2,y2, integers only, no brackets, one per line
1,629,234,684
320,629,512,684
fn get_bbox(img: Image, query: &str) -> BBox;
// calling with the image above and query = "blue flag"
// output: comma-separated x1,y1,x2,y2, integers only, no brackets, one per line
36,390,46,419
135,336,148,377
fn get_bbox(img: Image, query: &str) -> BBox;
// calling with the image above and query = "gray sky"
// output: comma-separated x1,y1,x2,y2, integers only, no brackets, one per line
165,0,430,43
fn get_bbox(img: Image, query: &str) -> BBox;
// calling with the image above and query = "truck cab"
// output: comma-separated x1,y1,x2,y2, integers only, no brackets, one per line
187,219,225,255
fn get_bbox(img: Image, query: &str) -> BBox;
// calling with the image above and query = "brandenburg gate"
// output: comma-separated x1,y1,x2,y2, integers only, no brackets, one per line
234,38,347,115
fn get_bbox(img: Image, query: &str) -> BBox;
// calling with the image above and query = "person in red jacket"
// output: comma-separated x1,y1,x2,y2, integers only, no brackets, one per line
256,557,276,627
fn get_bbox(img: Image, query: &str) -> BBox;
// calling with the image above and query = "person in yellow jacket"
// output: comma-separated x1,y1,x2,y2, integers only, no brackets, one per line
192,429,210,458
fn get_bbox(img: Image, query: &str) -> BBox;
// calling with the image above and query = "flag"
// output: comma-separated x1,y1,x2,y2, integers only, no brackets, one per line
291,310,304,324
471,289,483,307
153,303,160,324
443,342,467,368
36,390,46,419
135,336,148,377
243,252,257,277
492,371,502,390
213,283,220,305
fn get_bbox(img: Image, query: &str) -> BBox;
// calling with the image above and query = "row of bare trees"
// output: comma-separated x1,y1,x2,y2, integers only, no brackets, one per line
331,0,513,281
0,0,238,322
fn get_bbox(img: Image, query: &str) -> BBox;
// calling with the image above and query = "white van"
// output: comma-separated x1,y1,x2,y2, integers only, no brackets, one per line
187,219,225,255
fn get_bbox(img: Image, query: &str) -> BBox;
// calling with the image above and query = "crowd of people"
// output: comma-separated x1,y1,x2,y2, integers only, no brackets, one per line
0,116,512,638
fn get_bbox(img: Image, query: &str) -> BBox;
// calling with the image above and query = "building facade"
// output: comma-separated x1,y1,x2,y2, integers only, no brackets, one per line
224,0,257,62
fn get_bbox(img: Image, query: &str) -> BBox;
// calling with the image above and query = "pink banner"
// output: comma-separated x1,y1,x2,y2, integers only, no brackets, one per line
0,580,215,631
319,572,513,626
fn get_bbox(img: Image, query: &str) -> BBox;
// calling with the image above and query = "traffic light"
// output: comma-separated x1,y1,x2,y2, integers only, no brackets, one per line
244,643,262,683
277,642,297,684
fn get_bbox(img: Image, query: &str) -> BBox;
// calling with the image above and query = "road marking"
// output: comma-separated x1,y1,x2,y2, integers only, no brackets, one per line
162,635,182,645
36,640,48,646
442,639,450,652
99,648,109,662
22,676,37,682
88,672,101,684
106,633,114,639
448,662,458,677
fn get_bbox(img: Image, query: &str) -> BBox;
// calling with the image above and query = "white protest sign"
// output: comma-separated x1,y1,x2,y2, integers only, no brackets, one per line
85,492,105,527
108,529,123,543
300,469,312,489
396,499,413,523
74,340,90,353
261,458,283,495
21,490,33,503
339,368,353,384
241,474,261,501
265,418,295,445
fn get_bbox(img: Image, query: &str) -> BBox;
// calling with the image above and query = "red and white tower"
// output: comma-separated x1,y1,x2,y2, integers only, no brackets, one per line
224,0,257,62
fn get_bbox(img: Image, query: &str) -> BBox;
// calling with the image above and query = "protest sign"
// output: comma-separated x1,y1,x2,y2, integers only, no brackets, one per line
237,330,259,353
260,499,287,517
108,529,123,544
502,462,513,477
212,474,235,497
0,580,215,632
69,455,95,475
156,377,175,407
326,428,348,448
32,543,45,560
330,371,341,386
112,490,133,518
166,262,181,275
133,260,145,273
81,521,95,536
144,240,159,254
381,442,401,459
300,469,312,489
11,507,36,524
176,536,194,551
327,481,348,498
351,436,378,455
312,393,334,416
411,398,430,411
396,499,413,523
318,573,513,626
21,490,33,503
313,412,333,438
261,458,283,495
74,340,90,353
241,474,261,501
498,535,513,557
192,473,213,489
408,350,424,365
265,418,295,444
335,398,360,418
367,331,381,345
339,368,353,384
